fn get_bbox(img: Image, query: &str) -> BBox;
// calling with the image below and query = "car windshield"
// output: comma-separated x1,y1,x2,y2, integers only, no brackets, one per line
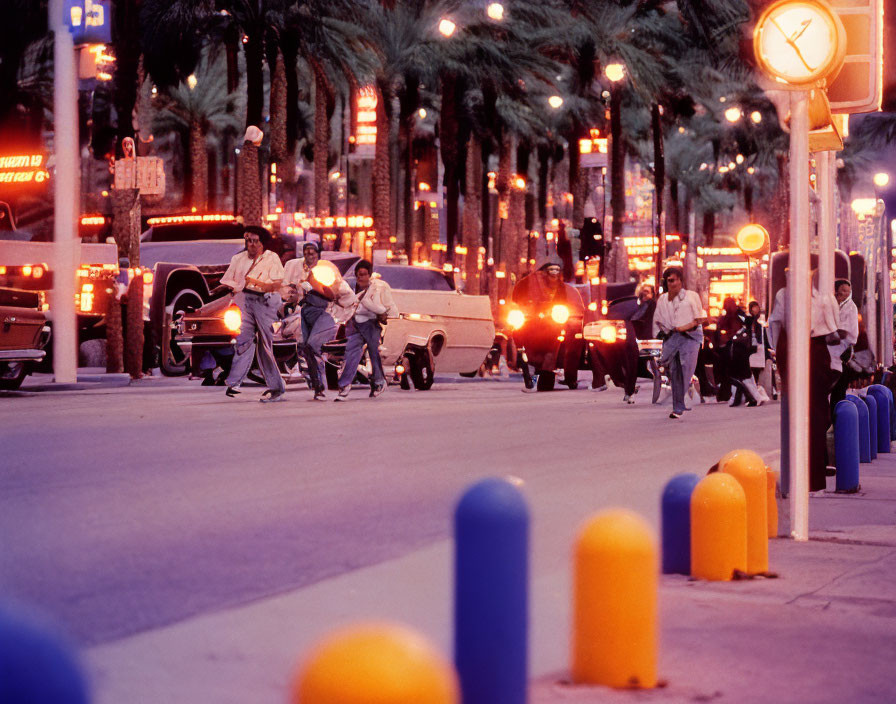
350,265,455,291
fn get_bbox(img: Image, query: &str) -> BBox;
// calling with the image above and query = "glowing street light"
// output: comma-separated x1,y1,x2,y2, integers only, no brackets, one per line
186,74,197,90
486,3,504,21
750,110,763,124
438,18,456,37
548,95,564,109
724,106,742,123
736,223,769,255
604,63,625,83
874,172,890,188
418,108,427,119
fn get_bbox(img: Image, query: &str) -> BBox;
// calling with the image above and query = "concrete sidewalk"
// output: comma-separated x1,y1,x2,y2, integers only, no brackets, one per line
85,447,896,704
532,456,896,703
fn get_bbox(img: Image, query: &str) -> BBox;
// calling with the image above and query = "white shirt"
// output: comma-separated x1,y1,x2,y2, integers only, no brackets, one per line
653,289,706,339
220,249,284,293
281,257,357,323
354,276,399,323
767,285,842,369
828,297,859,365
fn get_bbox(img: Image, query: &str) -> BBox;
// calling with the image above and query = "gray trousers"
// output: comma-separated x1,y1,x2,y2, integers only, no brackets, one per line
660,332,701,414
301,309,336,391
338,318,385,388
226,292,285,393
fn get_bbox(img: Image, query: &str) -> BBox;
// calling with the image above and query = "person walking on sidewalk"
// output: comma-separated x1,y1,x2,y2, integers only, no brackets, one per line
283,241,356,400
335,260,399,401
829,279,859,413
214,226,286,402
653,266,706,419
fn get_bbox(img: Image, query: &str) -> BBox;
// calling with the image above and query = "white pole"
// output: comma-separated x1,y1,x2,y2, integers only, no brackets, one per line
817,151,835,295
50,0,80,384
789,92,811,541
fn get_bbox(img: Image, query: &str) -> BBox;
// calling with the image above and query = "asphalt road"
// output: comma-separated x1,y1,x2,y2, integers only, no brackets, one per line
0,375,781,648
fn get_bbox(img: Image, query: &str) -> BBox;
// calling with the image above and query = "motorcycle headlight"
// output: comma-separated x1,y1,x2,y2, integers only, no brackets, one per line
599,324,617,343
223,306,242,332
507,309,526,330
551,304,570,324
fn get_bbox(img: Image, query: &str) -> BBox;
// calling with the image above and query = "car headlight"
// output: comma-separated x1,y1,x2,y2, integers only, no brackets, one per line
551,304,570,324
507,309,526,330
223,306,242,332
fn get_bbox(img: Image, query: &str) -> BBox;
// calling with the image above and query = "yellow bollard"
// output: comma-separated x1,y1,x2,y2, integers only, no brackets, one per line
571,509,657,689
690,473,747,581
719,449,769,574
293,622,459,704
766,468,779,538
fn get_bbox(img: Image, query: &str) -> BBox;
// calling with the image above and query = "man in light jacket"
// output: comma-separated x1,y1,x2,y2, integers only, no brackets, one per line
336,260,399,400
282,241,356,400
653,266,706,419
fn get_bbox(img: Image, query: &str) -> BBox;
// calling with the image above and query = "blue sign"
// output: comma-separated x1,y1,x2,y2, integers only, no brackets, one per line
65,0,112,45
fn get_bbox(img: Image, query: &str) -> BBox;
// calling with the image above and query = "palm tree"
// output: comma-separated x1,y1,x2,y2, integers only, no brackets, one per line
152,50,244,210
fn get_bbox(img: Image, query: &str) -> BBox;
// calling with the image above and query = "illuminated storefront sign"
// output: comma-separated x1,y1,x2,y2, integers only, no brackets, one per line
66,0,112,45
0,154,50,185
351,87,377,155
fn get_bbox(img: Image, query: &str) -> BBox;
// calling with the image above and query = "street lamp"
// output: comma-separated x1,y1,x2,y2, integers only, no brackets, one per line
750,110,763,124
874,172,890,188
724,106,742,123
604,63,625,83
486,3,504,21
187,74,197,90
438,18,456,37
548,95,564,109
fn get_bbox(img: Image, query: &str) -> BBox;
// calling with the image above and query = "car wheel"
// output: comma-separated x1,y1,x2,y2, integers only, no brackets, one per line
410,349,434,390
0,362,28,390
160,288,204,376
536,370,555,391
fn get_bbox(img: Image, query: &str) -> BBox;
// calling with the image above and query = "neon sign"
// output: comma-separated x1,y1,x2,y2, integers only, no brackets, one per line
0,154,50,185
66,0,111,45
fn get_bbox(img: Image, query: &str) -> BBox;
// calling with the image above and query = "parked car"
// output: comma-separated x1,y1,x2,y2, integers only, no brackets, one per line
175,262,496,390
0,287,51,389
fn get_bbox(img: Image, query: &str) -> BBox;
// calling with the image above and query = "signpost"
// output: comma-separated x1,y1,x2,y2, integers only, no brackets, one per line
753,0,847,540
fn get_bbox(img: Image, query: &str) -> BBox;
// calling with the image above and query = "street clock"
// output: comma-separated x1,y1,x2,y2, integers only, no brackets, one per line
753,0,847,86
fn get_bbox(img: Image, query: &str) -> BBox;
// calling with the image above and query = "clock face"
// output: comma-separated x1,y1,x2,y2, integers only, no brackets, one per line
754,0,845,86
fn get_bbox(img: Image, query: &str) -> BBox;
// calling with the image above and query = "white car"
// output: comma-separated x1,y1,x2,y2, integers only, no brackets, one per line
175,262,496,390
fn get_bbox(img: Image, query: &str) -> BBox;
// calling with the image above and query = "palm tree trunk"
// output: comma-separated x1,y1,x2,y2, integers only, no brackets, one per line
463,134,483,294
496,131,513,275
190,120,208,212
401,114,415,259
243,33,265,129
237,141,262,227
373,82,392,248
652,103,665,285
537,144,550,232
668,178,680,233
610,84,625,244
439,74,461,258
313,68,331,217
569,123,585,228
269,49,287,165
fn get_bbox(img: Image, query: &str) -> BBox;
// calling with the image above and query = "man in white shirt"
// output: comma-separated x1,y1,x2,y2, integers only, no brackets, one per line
653,266,706,419
335,260,399,401
214,226,286,402
282,241,356,400
766,270,841,492
829,279,860,411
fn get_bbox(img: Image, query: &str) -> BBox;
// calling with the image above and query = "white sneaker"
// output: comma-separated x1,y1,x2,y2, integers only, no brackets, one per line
371,382,387,398
591,384,608,392
334,387,350,402
623,394,635,404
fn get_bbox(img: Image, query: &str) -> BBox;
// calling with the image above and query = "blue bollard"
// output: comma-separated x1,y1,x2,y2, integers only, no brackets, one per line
868,385,892,453
661,473,700,575
0,603,89,704
454,478,529,704
834,401,860,492
846,395,871,463
863,393,878,460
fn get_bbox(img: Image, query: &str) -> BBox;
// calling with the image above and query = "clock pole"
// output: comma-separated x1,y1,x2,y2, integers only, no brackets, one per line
788,91,811,540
